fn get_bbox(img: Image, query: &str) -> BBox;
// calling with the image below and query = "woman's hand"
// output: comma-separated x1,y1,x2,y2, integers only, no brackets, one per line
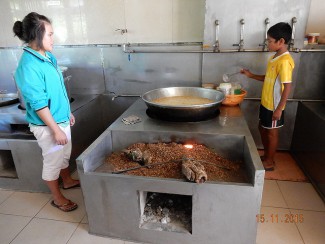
54,128,68,145
70,113,75,126
36,107,70,145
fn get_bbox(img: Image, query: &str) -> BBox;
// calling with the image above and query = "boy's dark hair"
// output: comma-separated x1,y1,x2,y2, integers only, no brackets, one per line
267,22,292,44
13,12,51,49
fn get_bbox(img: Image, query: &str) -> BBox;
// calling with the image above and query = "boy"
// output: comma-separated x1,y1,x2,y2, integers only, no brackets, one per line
241,22,294,171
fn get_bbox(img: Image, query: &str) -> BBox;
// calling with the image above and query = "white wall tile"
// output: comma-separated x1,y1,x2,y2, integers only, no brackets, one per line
125,0,173,43
2,0,83,46
1,0,205,46
79,0,126,44
0,0,24,47
172,0,205,42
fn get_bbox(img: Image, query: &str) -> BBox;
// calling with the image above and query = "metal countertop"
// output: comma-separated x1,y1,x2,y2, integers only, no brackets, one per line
109,99,253,137
0,94,99,125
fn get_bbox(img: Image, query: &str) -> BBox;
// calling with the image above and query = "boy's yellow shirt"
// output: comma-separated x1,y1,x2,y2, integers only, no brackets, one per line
261,51,294,111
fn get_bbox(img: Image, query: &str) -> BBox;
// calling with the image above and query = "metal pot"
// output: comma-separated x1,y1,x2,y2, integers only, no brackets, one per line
142,87,225,121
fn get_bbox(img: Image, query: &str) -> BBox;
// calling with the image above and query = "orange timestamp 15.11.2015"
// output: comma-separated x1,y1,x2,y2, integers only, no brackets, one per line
256,213,304,223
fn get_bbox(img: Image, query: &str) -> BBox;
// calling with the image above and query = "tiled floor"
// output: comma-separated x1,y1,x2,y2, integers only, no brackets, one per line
0,153,324,244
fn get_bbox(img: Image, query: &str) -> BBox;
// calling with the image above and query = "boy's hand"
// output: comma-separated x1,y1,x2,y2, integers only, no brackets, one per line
240,69,265,81
240,69,253,78
272,109,282,121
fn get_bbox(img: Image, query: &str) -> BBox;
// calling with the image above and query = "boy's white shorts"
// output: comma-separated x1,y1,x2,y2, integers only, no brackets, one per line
30,125,71,181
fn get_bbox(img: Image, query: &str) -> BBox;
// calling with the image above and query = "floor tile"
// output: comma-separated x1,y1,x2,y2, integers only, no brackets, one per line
71,170,80,180
0,191,51,217
67,223,124,244
36,188,85,223
0,214,31,244
274,152,308,182
277,181,325,211
81,214,88,224
0,189,14,204
11,218,78,244
256,207,304,244
262,180,288,208
291,209,325,244
259,150,308,182
125,241,149,244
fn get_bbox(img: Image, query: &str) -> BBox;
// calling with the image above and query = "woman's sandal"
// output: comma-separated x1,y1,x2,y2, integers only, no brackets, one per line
51,200,78,212
62,182,80,190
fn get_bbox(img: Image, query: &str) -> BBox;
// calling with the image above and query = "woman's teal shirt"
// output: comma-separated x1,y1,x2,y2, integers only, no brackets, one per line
14,47,70,125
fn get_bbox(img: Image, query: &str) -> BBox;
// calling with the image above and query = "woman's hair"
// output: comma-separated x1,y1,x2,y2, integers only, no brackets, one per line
13,12,51,49
267,22,292,44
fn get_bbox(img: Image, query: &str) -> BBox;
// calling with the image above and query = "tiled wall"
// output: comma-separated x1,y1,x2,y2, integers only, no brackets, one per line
204,0,310,49
0,0,205,46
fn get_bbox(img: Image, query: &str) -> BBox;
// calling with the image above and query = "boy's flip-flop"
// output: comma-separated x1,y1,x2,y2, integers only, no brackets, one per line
51,200,78,212
62,182,80,190
262,161,275,171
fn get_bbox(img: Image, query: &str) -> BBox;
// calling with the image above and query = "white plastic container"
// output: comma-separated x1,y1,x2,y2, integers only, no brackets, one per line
218,83,232,95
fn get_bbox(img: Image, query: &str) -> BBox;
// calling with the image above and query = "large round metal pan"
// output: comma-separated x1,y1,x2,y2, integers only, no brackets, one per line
142,87,225,122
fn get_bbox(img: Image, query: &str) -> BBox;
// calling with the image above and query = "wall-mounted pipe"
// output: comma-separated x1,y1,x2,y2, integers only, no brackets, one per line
122,43,325,53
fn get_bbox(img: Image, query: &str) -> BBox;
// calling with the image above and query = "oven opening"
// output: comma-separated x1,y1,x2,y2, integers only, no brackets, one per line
139,191,192,234
10,124,33,135
0,150,18,178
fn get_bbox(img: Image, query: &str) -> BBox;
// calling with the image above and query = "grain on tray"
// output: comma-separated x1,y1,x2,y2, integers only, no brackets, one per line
103,142,248,183
151,96,214,106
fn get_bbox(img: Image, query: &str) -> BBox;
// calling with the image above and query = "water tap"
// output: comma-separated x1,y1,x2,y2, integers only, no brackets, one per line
233,19,245,51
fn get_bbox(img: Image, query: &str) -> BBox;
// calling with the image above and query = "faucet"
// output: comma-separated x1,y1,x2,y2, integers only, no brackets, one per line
258,18,270,51
213,20,220,52
288,17,297,51
122,43,134,53
233,19,245,51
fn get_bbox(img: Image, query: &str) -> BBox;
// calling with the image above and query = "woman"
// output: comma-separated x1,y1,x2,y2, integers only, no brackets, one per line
13,12,79,212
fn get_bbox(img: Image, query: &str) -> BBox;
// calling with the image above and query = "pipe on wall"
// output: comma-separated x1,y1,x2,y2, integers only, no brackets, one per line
121,43,325,54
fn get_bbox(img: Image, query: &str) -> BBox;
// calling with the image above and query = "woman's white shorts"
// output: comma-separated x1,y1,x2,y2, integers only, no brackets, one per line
30,125,71,181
